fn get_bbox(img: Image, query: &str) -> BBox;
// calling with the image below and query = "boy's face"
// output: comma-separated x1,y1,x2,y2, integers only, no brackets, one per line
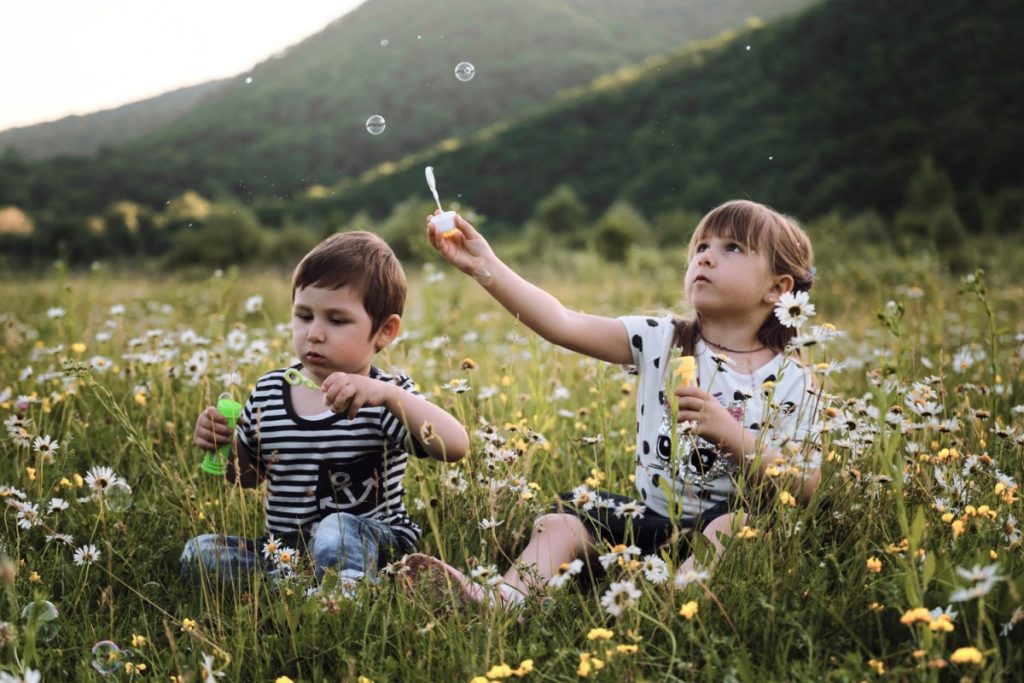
291,285,397,383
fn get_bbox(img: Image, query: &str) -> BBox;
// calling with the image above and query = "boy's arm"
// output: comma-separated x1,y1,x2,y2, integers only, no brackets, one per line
428,213,633,365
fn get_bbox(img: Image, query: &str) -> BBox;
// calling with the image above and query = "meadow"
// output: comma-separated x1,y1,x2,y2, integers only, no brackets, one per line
0,243,1022,681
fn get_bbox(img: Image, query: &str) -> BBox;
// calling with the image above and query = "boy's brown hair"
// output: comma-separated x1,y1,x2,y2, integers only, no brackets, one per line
291,231,407,335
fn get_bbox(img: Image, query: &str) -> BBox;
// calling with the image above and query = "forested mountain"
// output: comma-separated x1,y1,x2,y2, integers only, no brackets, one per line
282,0,1022,232
0,0,813,210
0,81,225,160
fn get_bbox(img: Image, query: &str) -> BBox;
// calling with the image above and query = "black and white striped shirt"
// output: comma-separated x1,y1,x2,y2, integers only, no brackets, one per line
237,364,429,545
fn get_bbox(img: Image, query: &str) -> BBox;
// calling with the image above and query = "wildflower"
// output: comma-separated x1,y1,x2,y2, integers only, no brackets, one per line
570,485,597,511
485,663,513,678
586,628,614,641
16,503,42,530
868,659,885,675
640,555,669,584
244,295,263,314
45,497,69,514
443,378,471,394
613,500,646,519
73,544,101,566
600,579,642,617
774,291,815,328
900,607,932,625
181,618,198,632
199,652,225,682
866,556,883,573
459,358,478,370
274,547,299,573
679,600,699,620
778,490,796,507
736,525,759,540
276,677,295,683
949,647,983,665
577,652,605,676
929,615,954,632
674,568,709,588
131,634,147,647
46,307,66,319
84,465,119,492
513,659,534,676
262,534,281,560
548,559,584,589
479,517,503,531
32,435,59,458
470,564,503,587
598,544,641,570
950,563,1004,602
615,644,639,655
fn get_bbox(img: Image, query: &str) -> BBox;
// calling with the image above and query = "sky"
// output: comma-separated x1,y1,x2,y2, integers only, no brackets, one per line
0,1,366,131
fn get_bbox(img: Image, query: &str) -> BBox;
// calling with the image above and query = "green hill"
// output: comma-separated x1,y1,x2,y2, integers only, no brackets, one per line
290,0,1023,229
0,81,225,160
0,0,812,213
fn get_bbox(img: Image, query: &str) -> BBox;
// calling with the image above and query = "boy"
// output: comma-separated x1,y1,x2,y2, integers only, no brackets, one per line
183,231,469,587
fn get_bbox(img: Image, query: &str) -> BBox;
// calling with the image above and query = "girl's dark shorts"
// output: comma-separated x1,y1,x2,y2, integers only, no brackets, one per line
554,490,730,557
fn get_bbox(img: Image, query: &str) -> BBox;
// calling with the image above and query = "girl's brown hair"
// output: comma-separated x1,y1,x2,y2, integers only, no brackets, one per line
291,231,407,335
673,200,814,354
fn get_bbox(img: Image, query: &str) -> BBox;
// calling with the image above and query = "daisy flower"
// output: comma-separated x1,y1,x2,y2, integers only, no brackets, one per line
598,544,641,570
32,435,59,458
273,547,299,573
613,500,646,519
774,291,816,329
244,295,264,314
548,559,584,589
674,568,710,589
46,497,69,514
85,466,120,492
15,502,41,530
73,544,101,566
46,307,66,319
470,564,503,587
45,533,75,546
600,579,642,617
199,652,225,683
262,534,281,560
640,555,670,584
479,518,503,531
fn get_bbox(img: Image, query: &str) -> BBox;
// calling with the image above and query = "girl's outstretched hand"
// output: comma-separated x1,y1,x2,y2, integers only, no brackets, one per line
426,211,495,278
674,385,741,450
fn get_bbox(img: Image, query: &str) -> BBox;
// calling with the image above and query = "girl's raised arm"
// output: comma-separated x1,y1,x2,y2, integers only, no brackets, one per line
427,212,633,365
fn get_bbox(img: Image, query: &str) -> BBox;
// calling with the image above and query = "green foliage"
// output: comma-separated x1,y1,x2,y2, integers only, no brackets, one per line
163,206,269,269
591,199,651,261
524,184,588,252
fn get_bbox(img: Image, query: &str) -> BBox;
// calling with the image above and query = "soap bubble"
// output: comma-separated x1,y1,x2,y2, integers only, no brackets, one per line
21,600,59,641
102,481,133,512
245,76,253,84
380,39,389,47
91,641,126,674
365,115,386,136
454,61,475,82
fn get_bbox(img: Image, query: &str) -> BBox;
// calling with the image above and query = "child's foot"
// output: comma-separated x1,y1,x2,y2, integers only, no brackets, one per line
402,554,526,610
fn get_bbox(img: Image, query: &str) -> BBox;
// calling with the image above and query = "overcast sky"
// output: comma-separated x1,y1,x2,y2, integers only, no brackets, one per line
0,1,366,131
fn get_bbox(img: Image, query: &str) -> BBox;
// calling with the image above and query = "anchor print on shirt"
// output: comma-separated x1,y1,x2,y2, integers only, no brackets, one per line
316,456,383,515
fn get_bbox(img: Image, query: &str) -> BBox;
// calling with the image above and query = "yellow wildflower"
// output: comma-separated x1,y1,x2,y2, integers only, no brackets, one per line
778,491,796,507
736,526,759,539
577,653,604,677
134,392,147,406
131,634,147,647
679,600,699,620
868,658,885,675
949,646,983,665
276,678,296,683
180,618,198,632
615,644,639,655
71,342,87,353
674,355,696,385
951,520,965,537
587,627,614,641
28,571,39,583
513,659,534,676
899,607,932,625
929,615,954,632
486,664,513,679
866,556,883,573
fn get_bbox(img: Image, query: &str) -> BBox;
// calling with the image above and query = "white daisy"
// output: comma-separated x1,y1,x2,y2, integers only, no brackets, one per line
32,435,59,458
640,555,670,584
199,652,225,683
85,465,120,492
244,295,264,314
600,579,642,617
261,534,281,560
674,568,710,589
46,497,69,514
470,564,503,587
598,544,641,570
479,517,503,531
46,307,66,319
73,544,101,566
614,500,647,519
547,559,584,589
16,502,41,530
273,546,299,573
45,533,75,546
774,291,816,329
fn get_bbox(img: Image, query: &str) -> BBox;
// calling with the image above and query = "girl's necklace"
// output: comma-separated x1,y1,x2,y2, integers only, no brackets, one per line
703,337,766,355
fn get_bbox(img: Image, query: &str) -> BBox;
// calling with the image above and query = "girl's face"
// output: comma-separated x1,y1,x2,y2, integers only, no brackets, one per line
684,235,779,318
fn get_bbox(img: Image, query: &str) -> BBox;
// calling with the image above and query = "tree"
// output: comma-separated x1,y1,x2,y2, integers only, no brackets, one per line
592,200,651,262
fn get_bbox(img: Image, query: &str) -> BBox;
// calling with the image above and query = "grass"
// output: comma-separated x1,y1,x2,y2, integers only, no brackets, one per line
0,246,1021,681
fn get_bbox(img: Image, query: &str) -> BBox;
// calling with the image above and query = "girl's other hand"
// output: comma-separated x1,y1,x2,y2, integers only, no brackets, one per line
426,211,494,276
674,385,737,447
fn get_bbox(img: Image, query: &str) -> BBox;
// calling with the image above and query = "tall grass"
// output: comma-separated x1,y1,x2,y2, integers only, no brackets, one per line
0,248,1021,681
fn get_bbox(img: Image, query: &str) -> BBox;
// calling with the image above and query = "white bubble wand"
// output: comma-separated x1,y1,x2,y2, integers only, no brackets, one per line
425,166,458,237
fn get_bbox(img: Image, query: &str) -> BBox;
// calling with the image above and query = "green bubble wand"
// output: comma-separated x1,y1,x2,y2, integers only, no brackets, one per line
201,392,243,476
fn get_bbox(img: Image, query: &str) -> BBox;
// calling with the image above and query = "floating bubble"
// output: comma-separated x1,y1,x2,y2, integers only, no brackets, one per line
745,45,751,51
454,61,475,82
91,640,125,674
380,39,389,47
245,76,253,84
102,481,132,512
21,600,58,642
365,115,386,136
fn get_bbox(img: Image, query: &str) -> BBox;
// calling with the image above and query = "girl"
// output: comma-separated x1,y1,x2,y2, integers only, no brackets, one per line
409,199,822,607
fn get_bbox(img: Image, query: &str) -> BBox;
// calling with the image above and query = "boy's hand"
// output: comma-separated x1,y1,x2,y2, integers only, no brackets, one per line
426,211,495,279
322,372,398,419
193,406,234,452
674,385,740,448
